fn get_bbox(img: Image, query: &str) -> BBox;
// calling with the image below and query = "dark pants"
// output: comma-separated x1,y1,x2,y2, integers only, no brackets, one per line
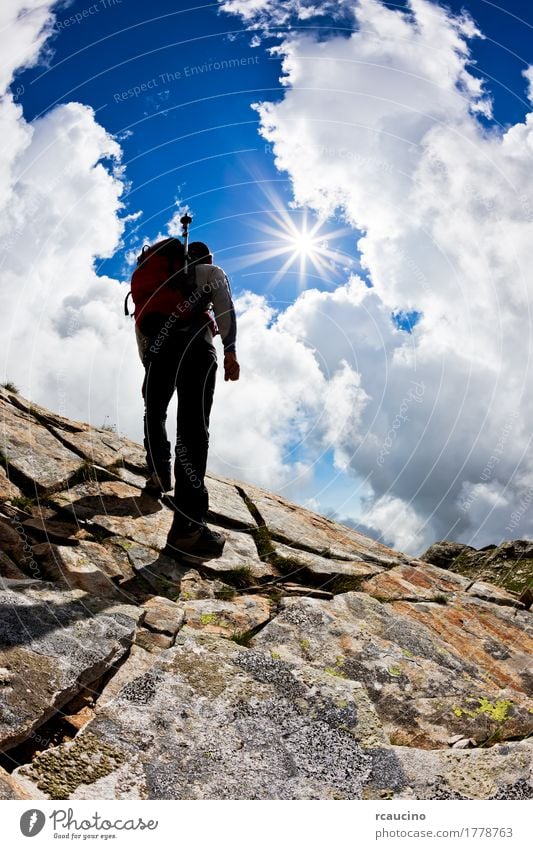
142,328,217,526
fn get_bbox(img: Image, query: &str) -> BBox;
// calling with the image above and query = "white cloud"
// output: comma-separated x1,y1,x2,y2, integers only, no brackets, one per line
0,1,55,92
218,0,533,553
219,0,344,27
523,66,533,106
209,290,366,493
0,2,140,435
363,493,426,554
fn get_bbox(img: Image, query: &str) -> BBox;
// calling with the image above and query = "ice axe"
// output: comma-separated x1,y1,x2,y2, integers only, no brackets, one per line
180,213,193,274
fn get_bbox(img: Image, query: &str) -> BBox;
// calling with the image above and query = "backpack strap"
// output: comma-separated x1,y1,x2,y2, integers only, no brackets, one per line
124,291,134,317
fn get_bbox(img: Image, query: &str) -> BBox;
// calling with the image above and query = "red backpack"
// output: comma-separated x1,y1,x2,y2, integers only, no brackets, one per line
124,238,201,336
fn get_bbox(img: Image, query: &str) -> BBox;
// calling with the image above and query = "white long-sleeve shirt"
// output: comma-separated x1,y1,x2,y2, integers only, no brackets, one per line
135,263,237,360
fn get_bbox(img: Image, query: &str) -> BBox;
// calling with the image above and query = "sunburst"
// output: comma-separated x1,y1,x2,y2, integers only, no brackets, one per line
229,192,354,290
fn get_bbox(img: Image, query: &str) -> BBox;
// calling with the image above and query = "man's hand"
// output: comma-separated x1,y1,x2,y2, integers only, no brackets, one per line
224,351,240,381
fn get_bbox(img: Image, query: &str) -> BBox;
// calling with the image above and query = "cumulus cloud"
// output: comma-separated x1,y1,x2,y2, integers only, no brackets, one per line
210,289,367,493
219,0,533,553
219,0,350,28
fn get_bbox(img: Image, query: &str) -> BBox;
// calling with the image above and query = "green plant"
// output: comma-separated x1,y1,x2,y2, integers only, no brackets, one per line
231,630,254,646
451,697,514,722
214,585,236,601
324,666,347,679
387,666,403,677
267,586,284,605
432,593,449,605
1,381,18,393
11,495,35,512
225,565,254,587
200,613,219,626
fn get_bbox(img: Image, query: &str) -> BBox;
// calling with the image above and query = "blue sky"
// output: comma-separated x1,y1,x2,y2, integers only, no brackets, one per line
5,0,533,552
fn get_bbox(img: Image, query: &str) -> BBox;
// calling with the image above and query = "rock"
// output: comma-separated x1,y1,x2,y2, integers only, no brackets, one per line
200,527,280,580
0,550,27,579
467,581,520,607
239,481,407,566
178,568,219,600
48,480,172,549
2,391,533,800
277,583,334,599
8,393,146,471
392,740,533,799
362,562,521,607
114,466,147,489
447,734,465,744
451,737,474,749
31,541,127,600
0,397,83,491
142,596,185,636
94,644,155,709
183,596,271,638
0,765,33,799
205,474,257,529
0,582,141,751
63,705,96,731
50,482,271,580
519,586,533,609
0,516,30,566
420,541,476,570
13,632,380,799
21,515,86,545
175,568,236,601
0,467,20,502
361,561,470,602
422,538,533,596
113,540,192,596
273,540,384,588
134,629,175,652
251,592,533,748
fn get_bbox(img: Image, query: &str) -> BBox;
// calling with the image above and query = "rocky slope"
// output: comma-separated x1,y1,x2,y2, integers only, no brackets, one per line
0,386,531,800
422,540,533,606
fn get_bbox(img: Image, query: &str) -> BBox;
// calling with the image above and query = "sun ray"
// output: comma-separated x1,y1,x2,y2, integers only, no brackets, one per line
238,194,355,290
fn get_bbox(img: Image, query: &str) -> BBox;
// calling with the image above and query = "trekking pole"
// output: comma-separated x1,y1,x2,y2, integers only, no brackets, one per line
180,213,193,274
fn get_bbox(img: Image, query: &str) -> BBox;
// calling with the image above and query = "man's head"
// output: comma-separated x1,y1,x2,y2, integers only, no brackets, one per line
188,241,213,265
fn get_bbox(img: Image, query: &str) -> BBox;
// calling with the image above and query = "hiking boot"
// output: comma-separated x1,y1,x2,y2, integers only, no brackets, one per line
143,468,172,497
163,520,226,560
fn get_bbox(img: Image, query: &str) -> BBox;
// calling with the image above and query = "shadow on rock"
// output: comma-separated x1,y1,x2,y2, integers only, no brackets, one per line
64,492,164,523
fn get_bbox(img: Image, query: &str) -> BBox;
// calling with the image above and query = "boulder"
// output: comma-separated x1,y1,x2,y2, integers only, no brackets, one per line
420,541,476,570
182,596,271,638
0,467,20,502
239,482,407,565
0,581,141,751
0,398,83,491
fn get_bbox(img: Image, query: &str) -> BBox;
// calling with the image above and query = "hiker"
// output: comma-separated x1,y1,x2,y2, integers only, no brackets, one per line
129,230,239,559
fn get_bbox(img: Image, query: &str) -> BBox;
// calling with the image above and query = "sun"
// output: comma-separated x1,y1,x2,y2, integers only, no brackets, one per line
283,216,326,272
228,189,353,290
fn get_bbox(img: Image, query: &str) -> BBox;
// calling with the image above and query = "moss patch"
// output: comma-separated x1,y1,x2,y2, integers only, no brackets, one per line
199,613,219,626
451,697,514,722
21,732,125,799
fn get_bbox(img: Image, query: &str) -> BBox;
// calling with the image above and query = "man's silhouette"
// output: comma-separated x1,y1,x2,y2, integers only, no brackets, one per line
137,240,239,558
